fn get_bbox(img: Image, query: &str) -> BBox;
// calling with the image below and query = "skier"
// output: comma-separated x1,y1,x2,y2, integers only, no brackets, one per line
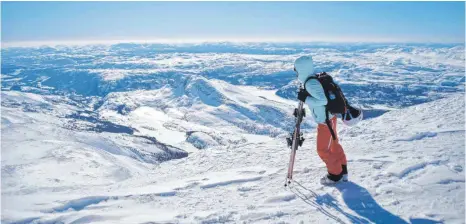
294,55,355,185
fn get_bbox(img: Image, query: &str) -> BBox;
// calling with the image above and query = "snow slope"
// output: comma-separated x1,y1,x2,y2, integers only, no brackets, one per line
96,76,307,145
2,42,464,223
2,92,464,223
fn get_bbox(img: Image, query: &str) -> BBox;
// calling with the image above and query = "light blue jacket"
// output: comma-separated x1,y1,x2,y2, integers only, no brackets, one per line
294,56,334,124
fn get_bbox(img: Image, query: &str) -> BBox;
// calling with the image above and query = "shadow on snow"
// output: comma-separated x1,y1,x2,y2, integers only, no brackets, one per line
290,180,442,224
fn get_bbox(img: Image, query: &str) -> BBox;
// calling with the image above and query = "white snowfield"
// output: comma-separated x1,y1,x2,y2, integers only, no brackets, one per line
2,88,464,223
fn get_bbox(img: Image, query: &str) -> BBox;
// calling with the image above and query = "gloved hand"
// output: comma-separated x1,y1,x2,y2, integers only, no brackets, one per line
297,88,309,102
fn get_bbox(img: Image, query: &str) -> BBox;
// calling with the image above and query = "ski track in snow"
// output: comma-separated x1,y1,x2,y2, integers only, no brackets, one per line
394,160,443,179
200,176,263,189
393,132,438,142
48,196,111,213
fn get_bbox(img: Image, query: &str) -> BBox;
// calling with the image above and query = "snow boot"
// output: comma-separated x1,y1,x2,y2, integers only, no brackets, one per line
342,164,348,182
320,172,343,185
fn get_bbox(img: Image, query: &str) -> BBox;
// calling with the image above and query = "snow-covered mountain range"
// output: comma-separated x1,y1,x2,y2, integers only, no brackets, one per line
1,42,465,223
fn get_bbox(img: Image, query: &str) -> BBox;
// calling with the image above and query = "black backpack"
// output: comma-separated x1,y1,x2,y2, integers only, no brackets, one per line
304,72,348,140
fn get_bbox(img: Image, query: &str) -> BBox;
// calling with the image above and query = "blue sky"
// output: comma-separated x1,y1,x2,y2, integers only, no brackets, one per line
1,1,465,43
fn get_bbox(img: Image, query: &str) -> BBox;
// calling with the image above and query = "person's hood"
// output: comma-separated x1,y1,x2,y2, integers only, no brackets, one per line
294,56,315,83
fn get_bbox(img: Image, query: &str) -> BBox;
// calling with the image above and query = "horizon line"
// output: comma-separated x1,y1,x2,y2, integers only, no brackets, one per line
2,38,465,48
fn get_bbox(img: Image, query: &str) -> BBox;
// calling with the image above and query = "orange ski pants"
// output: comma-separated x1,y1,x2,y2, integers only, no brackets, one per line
316,116,347,175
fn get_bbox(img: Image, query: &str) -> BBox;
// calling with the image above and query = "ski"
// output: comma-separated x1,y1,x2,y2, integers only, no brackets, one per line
284,93,306,187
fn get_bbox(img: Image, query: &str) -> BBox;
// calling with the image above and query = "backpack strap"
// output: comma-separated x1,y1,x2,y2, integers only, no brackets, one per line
303,72,326,89
325,109,337,140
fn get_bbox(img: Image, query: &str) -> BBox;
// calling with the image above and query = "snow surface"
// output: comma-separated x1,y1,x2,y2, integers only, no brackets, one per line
2,91,464,223
1,43,465,223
